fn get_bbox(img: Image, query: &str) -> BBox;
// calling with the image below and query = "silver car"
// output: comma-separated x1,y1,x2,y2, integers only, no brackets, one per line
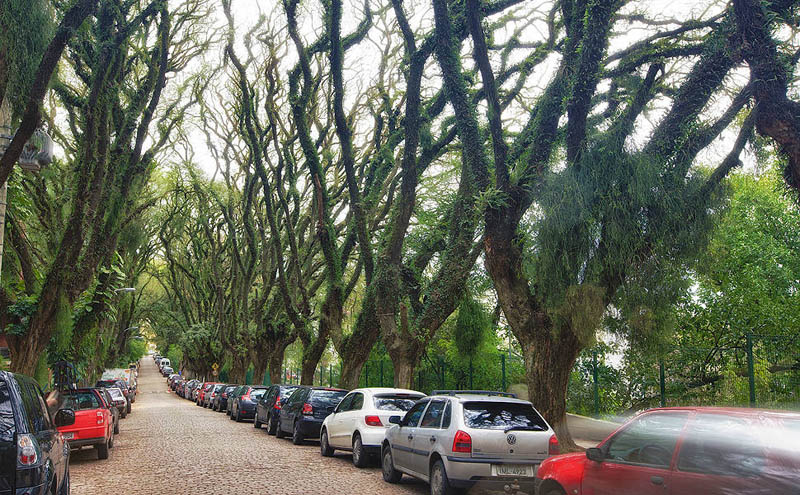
381,391,557,495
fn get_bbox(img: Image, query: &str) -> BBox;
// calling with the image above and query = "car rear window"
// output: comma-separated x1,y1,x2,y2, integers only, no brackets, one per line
374,394,424,411
107,389,124,400
462,402,548,431
0,382,14,441
251,389,267,400
311,390,348,408
63,391,101,411
279,386,299,398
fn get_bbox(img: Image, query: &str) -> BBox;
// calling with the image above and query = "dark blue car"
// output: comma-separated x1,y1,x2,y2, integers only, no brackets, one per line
230,386,268,422
0,371,75,495
276,386,348,445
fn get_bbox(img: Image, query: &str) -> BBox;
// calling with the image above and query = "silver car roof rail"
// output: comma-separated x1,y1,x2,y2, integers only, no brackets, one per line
430,390,517,398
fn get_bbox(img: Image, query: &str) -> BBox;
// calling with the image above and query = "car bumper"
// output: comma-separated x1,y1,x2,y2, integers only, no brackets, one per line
67,437,107,448
14,482,47,495
443,457,540,489
358,428,388,452
299,418,323,438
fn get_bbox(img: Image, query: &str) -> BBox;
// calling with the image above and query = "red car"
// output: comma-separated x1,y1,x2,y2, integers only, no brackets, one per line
57,388,115,459
196,382,218,406
536,407,800,495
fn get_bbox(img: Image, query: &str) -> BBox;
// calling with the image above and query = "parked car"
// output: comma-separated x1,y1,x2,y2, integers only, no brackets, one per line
381,391,556,494
196,382,218,406
203,384,225,408
536,407,800,495
212,385,238,412
0,370,74,495
97,389,120,435
159,358,171,372
161,366,174,377
175,379,187,397
95,379,131,414
104,387,128,419
58,388,116,460
276,386,348,444
255,384,301,434
321,388,425,467
230,386,268,422
226,385,248,415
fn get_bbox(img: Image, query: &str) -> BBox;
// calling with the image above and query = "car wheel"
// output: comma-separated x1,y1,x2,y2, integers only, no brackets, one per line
121,410,127,419
235,409,243,422
292,421,304,445
114,421,119,434
352,434,369,468
275,417,286,439
430,459,461,495
542,489,566,495
58,468,69,495
126,402,131,414
254,414,262,429
320,429,334,457
382,447,402,483
96,440,110,460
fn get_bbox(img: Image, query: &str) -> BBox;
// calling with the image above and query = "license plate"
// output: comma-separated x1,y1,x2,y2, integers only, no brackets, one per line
493,464,533,477
62,433,74,440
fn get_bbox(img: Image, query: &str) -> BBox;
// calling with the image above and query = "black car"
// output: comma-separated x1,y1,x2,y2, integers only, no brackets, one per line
1,370,75,495
276,387,348,445
226,385,247,415
230,386,268,422
97,389,120,435
212,385,237,412
254,384,300,434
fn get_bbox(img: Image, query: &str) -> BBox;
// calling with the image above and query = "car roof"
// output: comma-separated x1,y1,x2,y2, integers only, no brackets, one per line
350,387,425,396
310,387,348,392
427,393,532,405
643,406,800,418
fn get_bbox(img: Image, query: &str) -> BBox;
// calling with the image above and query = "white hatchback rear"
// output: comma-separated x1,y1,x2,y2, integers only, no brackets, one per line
321,388,426,467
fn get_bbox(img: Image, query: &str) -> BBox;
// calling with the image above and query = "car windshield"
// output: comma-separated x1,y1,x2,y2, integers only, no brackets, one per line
462,401,548,431
311,390,348,407
374,394,424,411
107,388,124,400
0,381,14,441
64,391,102,411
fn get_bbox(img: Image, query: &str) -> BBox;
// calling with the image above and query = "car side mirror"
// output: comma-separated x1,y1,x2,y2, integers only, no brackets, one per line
388,415,402,425
586,447,605,463
55,409,76,427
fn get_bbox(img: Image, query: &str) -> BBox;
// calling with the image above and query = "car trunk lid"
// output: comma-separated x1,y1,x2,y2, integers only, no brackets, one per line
461,401,551,461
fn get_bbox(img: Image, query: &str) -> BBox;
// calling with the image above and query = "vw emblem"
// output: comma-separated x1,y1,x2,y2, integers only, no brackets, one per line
506,434,517,445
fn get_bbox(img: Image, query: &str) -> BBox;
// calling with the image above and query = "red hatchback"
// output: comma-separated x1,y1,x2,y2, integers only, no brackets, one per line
536,407,800,495
57,388,115,459
196,382,218,406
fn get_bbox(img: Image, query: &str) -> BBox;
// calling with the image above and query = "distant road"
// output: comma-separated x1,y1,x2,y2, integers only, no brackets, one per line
567,413,622,448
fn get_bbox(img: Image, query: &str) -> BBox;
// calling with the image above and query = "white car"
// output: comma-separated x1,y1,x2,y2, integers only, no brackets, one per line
320,388,426,467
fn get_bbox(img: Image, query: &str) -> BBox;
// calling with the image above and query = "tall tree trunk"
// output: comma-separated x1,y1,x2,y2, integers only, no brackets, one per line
228,355,249,384
268,350,284,386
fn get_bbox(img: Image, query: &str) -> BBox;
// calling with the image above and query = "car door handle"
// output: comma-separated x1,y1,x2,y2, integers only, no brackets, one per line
407,435,414,440
650,476,664,486
429,436,436,443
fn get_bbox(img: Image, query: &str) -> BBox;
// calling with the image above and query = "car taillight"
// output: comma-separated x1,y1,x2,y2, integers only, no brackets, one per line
548,434,560,455
365,415,383,427
302,403,313,415
452,430,472,454
222,393,227,398
17,434,39,466
242,391,251,401
274,400,281,410
96,411,104,425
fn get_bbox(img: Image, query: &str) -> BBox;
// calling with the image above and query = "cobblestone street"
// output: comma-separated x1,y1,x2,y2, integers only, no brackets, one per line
69,357,428,494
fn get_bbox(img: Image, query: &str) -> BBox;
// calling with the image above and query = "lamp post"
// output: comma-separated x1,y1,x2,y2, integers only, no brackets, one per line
0,99,54,275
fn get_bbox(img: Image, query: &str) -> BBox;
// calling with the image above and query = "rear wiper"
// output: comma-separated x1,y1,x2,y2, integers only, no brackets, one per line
503,426,544,433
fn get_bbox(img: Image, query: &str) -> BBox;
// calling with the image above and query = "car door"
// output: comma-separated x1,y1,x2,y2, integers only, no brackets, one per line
669,413,770,495
392,400,429,473
412,399,446,475
582,411,689,495
341,392,364,447
33,383,64,486
328,393,354,447
20,380,57,485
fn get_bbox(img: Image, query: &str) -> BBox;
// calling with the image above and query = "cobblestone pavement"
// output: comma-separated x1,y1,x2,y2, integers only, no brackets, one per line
69,357,428,495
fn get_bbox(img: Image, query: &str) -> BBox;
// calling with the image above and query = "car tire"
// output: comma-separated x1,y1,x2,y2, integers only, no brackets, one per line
352,434,369,468
542,489,566,495
320,429,334,457
126,401,131,414
275,417,286,439
96,440,110,460
254,414,262,429
114,421,119,434
121,409,127,419
292,421,304,445
382,447,402,483
58,469,69,495
235,409,243,422
430,459,461,495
